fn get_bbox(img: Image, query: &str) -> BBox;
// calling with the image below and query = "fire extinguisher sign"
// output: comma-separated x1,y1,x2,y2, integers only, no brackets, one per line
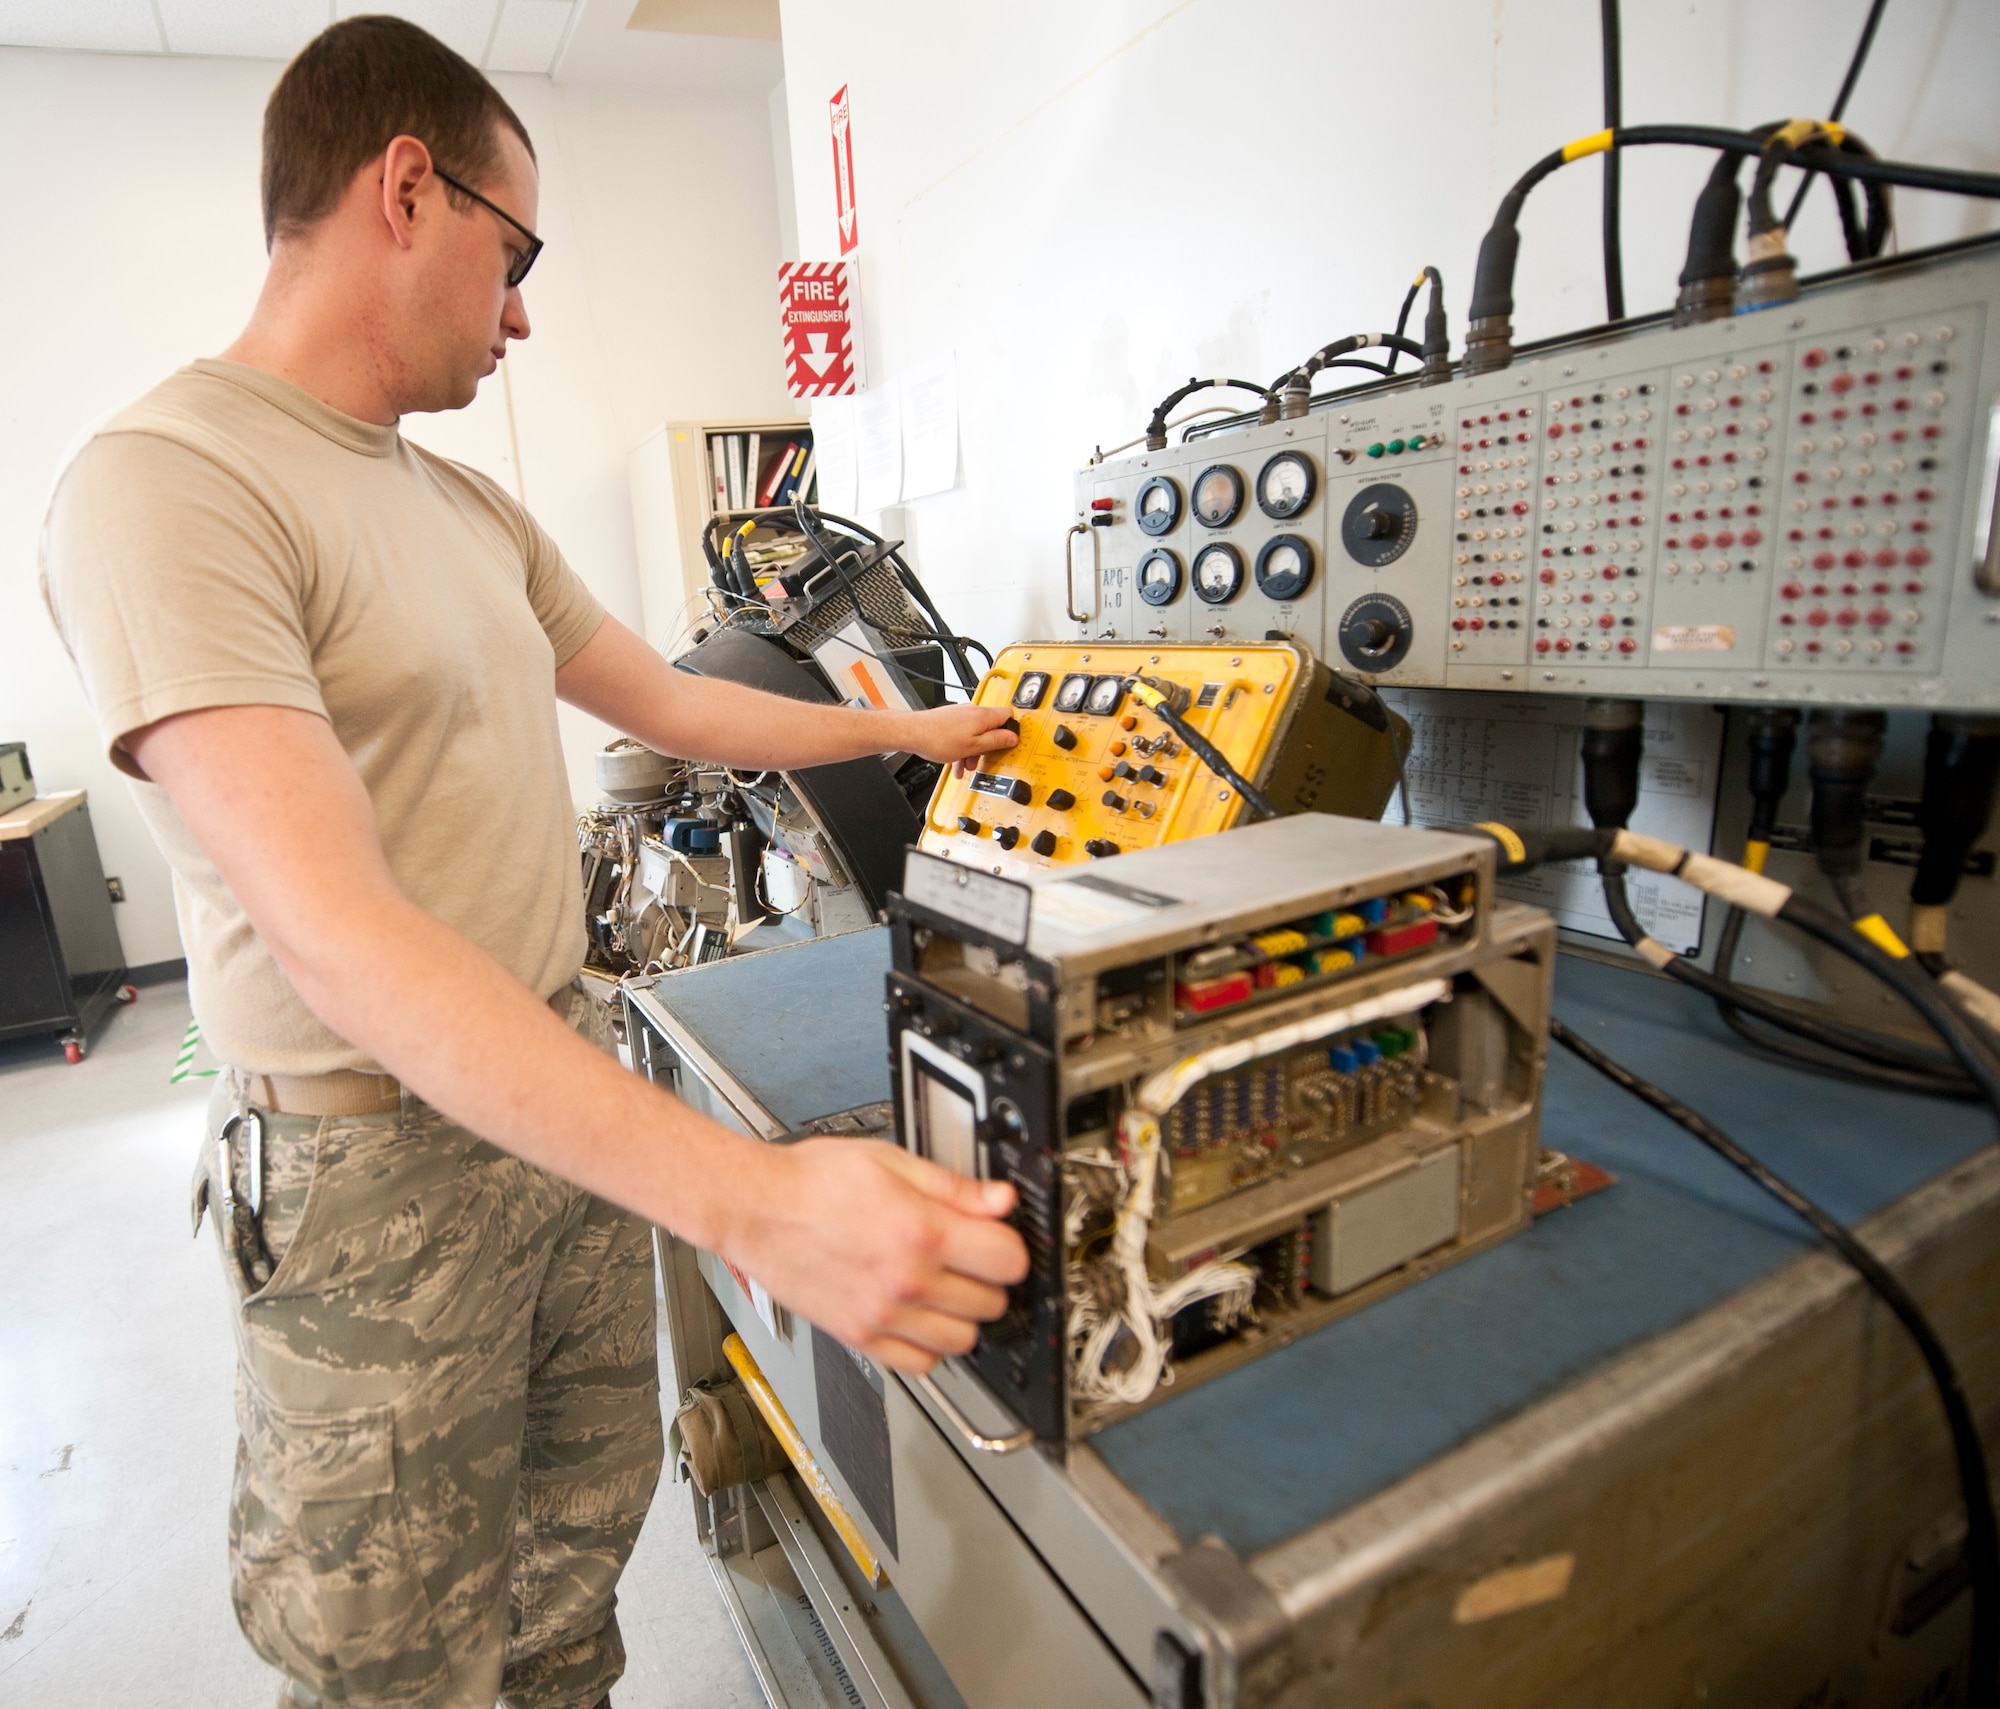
779,262,859,398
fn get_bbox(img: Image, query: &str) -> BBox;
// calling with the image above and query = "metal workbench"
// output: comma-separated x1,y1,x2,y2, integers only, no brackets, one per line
627,929,2000,1707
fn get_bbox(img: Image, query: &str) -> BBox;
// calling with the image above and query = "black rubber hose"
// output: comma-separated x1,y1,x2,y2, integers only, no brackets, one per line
1548,1014,1999,1709
1600,0,1625,320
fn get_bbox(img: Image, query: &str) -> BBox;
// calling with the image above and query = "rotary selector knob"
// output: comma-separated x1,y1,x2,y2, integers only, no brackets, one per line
957,814,983,836
1031,830,1058,856
1047,788,1076,811
1052,724,1078,751
1341,482,1420,567
1084,838,1120,858
996,826,1021,850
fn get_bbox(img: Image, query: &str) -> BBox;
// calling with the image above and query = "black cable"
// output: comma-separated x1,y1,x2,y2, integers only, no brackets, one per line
1600,0,1625,320
1549,1014,1999,1705
1386,278,1423,376
1124,682,1279,821
1600,870,1979,1089
1144,378,1267,451
1778,891,2000,1110
1465,123,1999,369
1783,0,1892,230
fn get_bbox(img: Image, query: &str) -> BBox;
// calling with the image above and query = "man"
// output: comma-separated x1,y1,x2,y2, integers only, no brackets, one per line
40,17,1024,1709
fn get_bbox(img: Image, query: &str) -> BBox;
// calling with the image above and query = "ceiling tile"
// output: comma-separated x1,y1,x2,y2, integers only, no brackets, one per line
333,0,500,65
486,0,570,74
0,0,162,52
157,0,329,59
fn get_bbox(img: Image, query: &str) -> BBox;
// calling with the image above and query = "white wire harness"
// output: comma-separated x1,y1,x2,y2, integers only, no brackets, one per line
1064,977,1452,1409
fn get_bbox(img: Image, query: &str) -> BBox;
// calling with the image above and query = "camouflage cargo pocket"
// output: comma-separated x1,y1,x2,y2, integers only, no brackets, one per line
231,1370,453,1706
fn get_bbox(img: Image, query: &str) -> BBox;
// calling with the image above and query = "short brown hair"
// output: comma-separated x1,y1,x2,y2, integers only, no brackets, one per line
261,14,535,247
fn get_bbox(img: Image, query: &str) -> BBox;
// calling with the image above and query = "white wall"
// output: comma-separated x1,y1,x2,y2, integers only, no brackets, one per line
774,0,2000,658
0,46,788,968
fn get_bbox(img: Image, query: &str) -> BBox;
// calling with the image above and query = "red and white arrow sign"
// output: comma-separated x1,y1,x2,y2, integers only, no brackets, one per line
829,84,858,255
779,262,859,398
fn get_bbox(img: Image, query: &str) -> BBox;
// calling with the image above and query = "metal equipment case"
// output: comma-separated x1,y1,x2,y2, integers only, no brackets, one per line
0,790,127,1061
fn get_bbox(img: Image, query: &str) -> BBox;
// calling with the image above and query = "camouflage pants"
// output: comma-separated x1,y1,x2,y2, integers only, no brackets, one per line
195,989,664,1709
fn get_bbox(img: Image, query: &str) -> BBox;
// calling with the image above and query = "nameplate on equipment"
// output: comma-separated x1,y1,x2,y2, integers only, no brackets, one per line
901,849,1032,944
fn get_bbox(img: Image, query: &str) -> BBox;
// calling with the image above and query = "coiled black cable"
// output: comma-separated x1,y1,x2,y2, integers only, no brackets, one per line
1550,1013,1998,1708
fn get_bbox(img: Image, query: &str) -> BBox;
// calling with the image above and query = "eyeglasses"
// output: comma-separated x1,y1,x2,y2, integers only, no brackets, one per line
434,167,543,289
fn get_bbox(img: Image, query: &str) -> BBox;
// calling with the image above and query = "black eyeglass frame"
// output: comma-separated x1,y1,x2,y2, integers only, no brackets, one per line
434,167,543,289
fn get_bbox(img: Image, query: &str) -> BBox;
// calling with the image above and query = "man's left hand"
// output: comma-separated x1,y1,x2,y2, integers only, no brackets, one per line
900,703,1018,768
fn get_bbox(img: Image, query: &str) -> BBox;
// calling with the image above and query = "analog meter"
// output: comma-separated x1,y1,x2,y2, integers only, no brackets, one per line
1254,535,1316,601
1192,542,1245,604
1136,548,1184,606
1135,475,1182,536
1191,464,1245,529
1053,673,1093,714
1256,451,1317,520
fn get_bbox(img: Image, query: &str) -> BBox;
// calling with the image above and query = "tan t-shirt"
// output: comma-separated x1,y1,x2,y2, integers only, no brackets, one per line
40,359,606,1076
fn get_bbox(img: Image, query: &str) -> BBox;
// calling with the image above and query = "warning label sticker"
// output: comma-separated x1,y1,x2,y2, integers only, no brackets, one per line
1652,624,1736,653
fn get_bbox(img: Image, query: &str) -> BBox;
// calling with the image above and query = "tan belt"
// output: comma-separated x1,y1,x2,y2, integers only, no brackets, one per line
242,1069,404,1117
236,988,581,1117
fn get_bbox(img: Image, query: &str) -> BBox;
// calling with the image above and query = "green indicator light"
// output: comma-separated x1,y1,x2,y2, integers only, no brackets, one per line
1366,442,1385,458
1387,438,1407,454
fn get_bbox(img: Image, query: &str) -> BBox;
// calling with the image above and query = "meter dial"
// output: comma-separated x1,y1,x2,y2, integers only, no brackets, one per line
1338,593,1415,674
1254,534,1316,602
1085,675,1128,717
1340,483,1419,567
1256,451,1317,520
1136,548,1184,606
1053,672,1093,714
1191,464,1245,529
1011,671,1051,710
1192,542,1246,604
1135,475,1183,537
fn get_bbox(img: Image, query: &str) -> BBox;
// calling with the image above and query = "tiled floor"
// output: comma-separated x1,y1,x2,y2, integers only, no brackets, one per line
0,983,762,1708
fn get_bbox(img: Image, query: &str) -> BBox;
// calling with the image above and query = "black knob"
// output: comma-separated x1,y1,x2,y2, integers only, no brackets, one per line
1139,766,1165,786
1101,790,1128,812
1002,716,1021,736
1084,838,1120,858
1046,788,1076,811
1031,829,1058,856
958,815,984,836
1358,619,1397,653
996,825,1021,850
1007,778,1033,805
1052,724,1078,751
1366,510,1401,539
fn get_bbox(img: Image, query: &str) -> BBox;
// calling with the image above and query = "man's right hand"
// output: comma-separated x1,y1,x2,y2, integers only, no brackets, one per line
726,1139,1029,1373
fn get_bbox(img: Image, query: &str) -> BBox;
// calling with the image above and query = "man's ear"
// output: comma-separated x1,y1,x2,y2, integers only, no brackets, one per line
378,134,435,253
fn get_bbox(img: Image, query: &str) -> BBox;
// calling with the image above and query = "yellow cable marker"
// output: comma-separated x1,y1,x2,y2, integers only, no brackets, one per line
1474,821,1527,866
1563,129,1615,162
1851,913,1912,959
1742,839,1771,876
722,1333,887,1587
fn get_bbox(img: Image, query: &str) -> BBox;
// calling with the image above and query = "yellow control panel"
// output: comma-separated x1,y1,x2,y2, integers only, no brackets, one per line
921,640,1399,876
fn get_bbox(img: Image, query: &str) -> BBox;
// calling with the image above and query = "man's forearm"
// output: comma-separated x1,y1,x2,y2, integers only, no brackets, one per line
556,613,1026,774
294,886,765,1252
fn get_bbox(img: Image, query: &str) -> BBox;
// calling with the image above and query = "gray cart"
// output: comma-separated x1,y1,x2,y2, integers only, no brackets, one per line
626,929,1998,1708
